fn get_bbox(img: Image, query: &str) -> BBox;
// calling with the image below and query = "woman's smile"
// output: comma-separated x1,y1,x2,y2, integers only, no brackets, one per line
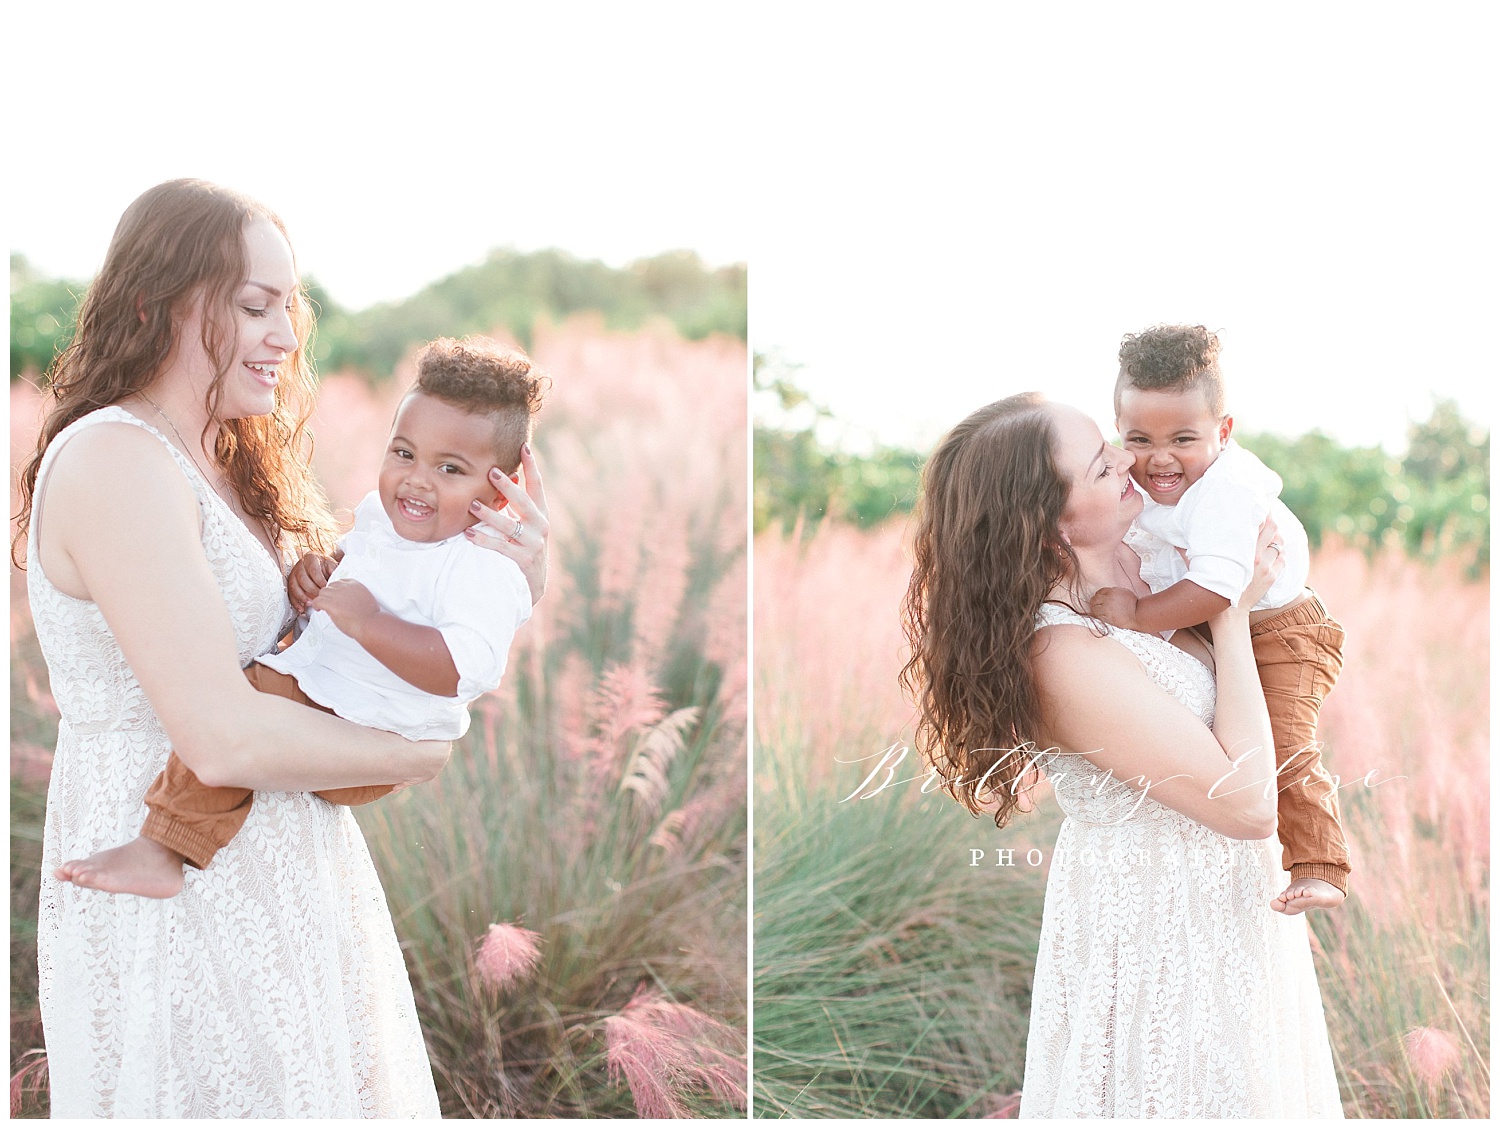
243,360,281,389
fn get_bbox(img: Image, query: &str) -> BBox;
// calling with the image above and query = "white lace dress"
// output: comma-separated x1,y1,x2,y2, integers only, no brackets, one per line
1019,603,1343,1118
30,407,440,1118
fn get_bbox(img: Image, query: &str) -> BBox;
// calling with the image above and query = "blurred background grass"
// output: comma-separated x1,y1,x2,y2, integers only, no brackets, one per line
752,376,1488,1118
11,306,748,1117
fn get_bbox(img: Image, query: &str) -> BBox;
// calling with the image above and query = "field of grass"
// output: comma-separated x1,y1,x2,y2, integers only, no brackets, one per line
753,521,1488,1118
10,317,748,1117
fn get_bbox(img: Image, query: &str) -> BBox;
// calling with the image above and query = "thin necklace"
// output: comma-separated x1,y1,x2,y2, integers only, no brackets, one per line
139,392,220,491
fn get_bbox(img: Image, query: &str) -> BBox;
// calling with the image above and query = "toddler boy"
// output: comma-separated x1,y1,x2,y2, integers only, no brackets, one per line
57,336,544,898
1089,325,1350,914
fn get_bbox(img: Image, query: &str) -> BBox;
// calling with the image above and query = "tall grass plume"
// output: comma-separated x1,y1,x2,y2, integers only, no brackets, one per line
9,317,747,1118
754,519,1486,1118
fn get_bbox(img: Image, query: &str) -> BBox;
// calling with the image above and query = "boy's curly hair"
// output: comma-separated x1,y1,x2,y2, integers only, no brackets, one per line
1114,324,1226,419
414,336,549,473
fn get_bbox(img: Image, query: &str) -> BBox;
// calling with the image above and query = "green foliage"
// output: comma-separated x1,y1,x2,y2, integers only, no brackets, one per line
11,249,746,383
755,354,1489,575
1240,399,1488,574
754,735,1049,1118
753,353,923,534
10,256,82,379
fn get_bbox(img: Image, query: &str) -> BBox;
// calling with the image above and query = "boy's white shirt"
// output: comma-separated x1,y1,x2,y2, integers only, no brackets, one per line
1131,439,1310,611
257,491,532,739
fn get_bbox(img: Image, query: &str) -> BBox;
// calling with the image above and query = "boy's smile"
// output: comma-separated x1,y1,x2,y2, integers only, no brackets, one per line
1116,385,1233,505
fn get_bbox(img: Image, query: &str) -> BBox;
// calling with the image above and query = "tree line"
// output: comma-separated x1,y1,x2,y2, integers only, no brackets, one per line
754,354,1489,574
11,248,746,383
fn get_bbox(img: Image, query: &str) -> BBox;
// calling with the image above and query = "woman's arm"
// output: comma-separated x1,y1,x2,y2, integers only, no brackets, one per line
1032,622,1277,840
39,424,449,791
1033,527,1282,840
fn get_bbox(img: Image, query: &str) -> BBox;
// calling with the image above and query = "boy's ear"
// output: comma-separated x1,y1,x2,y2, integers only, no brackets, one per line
487,471,521,509
1218,415,1234,443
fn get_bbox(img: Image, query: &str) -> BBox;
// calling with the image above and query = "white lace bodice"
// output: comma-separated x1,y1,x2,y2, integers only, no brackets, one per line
1032,601,1215,825
31,407,440,1118
1020,601,1342,1118
30,409,289,738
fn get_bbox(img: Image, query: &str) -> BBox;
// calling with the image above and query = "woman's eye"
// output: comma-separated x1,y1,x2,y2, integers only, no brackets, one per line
242,306,268,318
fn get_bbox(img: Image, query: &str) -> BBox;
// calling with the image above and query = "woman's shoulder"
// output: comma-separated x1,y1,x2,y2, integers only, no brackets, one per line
1031,602,1161,682
47,410,188,485
40,409,201,529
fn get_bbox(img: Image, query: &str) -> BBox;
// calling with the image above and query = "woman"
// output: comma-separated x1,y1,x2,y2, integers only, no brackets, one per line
900,393,1341,1117
15,179,549,1117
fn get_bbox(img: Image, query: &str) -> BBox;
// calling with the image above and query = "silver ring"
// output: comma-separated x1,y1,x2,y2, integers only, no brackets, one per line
1270,543,1282,556
509,519,524,541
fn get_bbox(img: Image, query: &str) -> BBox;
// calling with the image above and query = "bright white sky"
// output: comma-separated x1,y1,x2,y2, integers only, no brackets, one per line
5,5,750,307
750,6,1496,454
6,5,1495,454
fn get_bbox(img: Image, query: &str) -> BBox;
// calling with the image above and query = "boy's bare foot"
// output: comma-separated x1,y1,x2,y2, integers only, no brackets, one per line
1271,877,1345,915
54,836,187,899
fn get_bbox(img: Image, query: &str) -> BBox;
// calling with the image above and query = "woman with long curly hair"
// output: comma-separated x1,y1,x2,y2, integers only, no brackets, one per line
901,393,1341,1117
15,179,549,1116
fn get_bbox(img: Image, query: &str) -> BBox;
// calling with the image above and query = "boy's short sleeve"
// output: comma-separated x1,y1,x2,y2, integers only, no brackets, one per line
430,545,533,701
1175,475,1270,604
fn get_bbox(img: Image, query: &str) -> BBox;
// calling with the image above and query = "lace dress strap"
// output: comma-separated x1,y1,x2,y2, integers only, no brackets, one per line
1033,598,1215,727
30,407,212,555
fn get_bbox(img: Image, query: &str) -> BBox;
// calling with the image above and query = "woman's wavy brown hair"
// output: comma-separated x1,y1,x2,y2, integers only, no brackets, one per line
13,179,335,566
899,392,1080,828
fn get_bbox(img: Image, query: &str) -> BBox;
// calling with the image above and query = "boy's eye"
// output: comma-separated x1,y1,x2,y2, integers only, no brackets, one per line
439,463,463,474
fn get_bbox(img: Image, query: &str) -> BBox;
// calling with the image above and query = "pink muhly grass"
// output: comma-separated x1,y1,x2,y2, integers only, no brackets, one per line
649,771,741,855
474,923,543,993
1403,1026,1463,1088
603,987,746,1117
583,662,668,788
555,651,597,763
984,1090,1023,1117
9,1050,47,1117
628,504,691,667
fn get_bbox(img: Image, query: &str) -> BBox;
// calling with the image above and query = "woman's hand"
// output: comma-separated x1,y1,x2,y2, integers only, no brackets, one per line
465,442,550,605
1241,517,1285,610
287,551,340,614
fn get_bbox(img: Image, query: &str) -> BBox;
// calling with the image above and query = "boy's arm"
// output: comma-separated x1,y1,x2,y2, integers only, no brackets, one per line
1091,578,1231,635
310,579,460,696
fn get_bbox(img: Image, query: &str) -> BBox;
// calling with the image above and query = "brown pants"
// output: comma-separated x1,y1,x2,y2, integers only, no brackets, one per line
141,663,394,870
1249,590,1350,893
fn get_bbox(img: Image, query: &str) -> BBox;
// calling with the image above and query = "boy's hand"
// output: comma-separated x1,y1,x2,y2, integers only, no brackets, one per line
1089,586,1140,630
310,579,380,642
288,552,340,614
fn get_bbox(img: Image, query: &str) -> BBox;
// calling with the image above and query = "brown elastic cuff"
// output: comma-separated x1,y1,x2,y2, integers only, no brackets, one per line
1288,862,1349,895
140,809,222,871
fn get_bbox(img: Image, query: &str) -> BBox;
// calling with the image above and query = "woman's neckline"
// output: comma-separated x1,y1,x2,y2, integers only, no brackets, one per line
107,404,285,579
